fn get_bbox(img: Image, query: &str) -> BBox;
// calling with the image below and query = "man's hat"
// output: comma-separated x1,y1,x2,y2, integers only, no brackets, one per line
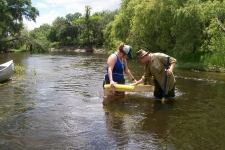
136,49,149,59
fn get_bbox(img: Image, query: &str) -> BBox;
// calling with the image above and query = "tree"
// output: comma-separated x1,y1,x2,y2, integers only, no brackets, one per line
73,6,99,51
0,0,39,52
82,5,93,46
93,10,118,47
50,14,81,44
29,24,51,51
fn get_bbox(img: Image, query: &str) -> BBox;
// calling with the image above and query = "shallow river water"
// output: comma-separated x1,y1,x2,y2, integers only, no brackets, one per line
0,52,225,150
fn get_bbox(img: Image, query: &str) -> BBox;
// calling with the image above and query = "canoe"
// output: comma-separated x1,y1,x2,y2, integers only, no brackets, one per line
104,84,155,92
0,60,14,83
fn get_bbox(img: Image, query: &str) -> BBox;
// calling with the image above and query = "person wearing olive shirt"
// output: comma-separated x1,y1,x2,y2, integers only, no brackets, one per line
133,49,177,98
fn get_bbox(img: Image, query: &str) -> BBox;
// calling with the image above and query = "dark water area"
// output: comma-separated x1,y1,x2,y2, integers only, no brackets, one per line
0,52,225,150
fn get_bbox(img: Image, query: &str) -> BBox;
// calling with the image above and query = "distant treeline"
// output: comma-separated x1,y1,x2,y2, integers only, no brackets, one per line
1,0,225,72
29,6,118,52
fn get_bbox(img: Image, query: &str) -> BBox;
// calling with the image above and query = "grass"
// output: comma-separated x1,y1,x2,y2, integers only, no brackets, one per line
14,63,26,74
176,62,225,73
14,64,38,75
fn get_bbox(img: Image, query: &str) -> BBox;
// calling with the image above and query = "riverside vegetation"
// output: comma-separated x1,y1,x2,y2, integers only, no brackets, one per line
1,0,225,72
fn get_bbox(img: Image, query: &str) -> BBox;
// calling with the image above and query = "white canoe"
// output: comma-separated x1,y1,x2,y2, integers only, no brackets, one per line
0,60,14,83
104,84,155,92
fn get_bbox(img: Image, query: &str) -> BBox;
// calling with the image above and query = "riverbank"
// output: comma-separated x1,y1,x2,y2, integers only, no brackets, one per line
50,45,108,54
2,46,224,73
176,61,225,73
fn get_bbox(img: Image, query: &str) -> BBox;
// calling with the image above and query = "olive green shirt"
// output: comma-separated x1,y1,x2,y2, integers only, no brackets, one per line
141,53,177,94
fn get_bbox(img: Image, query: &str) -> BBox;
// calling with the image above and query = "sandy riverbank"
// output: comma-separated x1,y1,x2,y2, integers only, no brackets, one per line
50,47,107,54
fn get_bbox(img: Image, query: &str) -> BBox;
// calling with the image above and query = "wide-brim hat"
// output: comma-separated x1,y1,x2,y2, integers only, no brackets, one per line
136,49,149,59
123,45,133,59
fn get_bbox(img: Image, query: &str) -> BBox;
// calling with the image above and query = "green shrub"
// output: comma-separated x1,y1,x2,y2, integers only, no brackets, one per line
14,64,26,74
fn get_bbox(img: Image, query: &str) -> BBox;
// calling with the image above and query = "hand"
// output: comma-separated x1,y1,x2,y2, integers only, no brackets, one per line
132,79,137,84
165,68,172,76
130,82,138,86
110,81,116,88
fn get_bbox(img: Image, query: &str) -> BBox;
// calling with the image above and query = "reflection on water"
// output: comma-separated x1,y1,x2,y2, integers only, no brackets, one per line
103,95,173,149
0,52,225,149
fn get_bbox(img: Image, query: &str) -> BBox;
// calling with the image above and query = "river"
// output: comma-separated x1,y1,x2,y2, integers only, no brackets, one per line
0,52,225,150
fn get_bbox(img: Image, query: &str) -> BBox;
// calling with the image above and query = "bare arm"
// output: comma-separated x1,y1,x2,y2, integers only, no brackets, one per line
124,59,137,83
166,62,176,76
107,54,117,87
132,78,144,85
163,55,177,76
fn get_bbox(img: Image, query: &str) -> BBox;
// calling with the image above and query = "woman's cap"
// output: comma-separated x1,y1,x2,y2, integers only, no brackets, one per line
136,49,149,59
123,45,133,59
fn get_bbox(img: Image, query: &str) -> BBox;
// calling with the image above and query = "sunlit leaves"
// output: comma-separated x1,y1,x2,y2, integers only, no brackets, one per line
104,0,225,69
0,0,39,52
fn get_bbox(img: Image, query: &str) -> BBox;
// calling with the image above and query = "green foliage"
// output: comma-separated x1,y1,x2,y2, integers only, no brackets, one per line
25,5,118,52
32,69,37,75
102,0,225,72
104,0,176,52
4,1,223,72
50,42,61,48
38,5,118,49
14,64,26,74
0,0,39,52
18,45,27,52
29,24,51,51
47,27,58,42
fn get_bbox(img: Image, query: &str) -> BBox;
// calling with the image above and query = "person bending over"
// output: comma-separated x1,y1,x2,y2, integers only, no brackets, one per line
133,49,177,98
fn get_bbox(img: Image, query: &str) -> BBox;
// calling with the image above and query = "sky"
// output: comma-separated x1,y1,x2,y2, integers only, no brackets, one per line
24,0,121,30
